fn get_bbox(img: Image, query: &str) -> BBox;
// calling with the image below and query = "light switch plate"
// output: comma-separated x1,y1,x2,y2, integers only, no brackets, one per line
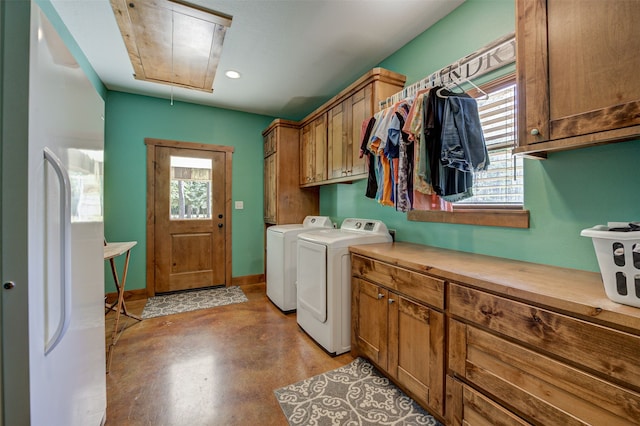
235,201,244,210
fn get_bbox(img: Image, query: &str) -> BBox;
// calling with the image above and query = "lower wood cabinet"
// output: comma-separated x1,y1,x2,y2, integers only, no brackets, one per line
447,283,640,425
350,243,640,425
446,377,529,426
351,255,445,418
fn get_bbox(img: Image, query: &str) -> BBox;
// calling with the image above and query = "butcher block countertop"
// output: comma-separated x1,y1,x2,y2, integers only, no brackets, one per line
349,242,640,335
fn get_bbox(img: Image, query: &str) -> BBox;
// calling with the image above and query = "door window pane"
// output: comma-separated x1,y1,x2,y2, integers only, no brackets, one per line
170,156,212,219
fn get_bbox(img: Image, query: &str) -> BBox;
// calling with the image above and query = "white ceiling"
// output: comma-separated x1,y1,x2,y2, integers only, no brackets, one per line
51,0,465,119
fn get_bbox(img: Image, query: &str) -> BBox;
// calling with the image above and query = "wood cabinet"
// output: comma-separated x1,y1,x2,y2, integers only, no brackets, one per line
327,84,372,180
299,68,406,187
515,0,640,156
351,254,445,418
350,242,640,426
447,283,640,425
262,119,318,225
299,114,327,186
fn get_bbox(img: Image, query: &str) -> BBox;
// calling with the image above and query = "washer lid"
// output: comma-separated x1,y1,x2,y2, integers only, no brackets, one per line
268,224,306,234
267,216,332,234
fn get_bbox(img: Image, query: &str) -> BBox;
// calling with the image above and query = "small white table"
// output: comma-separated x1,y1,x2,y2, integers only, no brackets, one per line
104,241,141,373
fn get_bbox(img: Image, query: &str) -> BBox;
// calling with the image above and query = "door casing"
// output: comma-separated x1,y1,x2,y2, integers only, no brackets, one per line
145,138,233,297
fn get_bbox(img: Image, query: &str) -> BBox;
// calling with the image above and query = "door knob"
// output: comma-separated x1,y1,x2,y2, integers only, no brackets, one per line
218,223,223,228
218,214,223,219
3,281,15,290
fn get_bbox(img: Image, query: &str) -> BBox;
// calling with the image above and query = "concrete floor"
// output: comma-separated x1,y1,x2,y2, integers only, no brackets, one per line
104,283,354,425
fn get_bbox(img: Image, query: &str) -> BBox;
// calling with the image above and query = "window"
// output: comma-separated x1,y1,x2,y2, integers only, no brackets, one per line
407,73,529,228
170,156,212,219
454,74,523,207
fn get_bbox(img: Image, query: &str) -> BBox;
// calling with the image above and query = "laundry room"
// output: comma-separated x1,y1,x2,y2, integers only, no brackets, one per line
3,0,640,425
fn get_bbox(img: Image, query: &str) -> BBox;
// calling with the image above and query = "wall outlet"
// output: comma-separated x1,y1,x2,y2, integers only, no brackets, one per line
234,201,244,210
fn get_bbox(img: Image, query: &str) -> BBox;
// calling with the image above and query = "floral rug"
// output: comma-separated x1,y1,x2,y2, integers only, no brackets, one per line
141,286,248,319
274,357,442,425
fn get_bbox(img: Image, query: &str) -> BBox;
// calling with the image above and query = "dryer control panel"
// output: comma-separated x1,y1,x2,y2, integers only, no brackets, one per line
341,218,389,235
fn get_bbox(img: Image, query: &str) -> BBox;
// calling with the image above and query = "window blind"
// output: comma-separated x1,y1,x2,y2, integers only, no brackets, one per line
455,83,523,206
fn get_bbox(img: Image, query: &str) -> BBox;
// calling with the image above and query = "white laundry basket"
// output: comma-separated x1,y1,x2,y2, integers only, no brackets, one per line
581,224,640,308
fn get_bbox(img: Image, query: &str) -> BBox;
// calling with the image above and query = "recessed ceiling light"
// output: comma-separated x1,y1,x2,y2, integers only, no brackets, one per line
225,70,241,79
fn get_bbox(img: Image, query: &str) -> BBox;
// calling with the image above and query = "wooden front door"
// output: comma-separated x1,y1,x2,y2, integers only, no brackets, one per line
146,139,233,295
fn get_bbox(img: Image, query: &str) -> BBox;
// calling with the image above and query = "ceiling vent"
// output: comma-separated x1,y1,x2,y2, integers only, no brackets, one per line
110,0,232,92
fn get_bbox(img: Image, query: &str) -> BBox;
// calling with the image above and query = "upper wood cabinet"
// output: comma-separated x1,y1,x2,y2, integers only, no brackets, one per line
327,84,372,180
299,68,406,187
515,0,640,156
262,119,318,225
299,114,327,186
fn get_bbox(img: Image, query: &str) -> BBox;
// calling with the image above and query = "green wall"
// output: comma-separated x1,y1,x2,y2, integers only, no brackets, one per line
319,0,640,272
104,92,273,292
104,0,639,293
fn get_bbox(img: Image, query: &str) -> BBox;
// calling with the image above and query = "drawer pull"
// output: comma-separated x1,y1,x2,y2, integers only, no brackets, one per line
377,293,385,300
388,298,395,304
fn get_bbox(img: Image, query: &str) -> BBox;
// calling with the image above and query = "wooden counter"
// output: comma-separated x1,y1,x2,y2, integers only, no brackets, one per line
350,242,640,335
350,241,640,425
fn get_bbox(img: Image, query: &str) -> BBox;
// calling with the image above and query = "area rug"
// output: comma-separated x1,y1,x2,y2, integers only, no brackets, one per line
141,286,248,319
274,357,442,426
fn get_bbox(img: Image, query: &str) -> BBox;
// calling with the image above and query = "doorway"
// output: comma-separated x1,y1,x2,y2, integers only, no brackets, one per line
145,138,233,296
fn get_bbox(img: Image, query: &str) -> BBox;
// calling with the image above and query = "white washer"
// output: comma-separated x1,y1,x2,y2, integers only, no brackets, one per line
296,218,392,355
266,216,333,312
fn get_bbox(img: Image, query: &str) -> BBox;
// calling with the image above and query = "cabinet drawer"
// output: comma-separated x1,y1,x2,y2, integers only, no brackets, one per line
449,320,640,425
449,283,640,390
351,255,444,309
446,376,531,426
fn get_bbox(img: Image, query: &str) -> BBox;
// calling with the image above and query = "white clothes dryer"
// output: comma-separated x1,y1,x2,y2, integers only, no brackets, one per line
296,218,392,355
266,216,333,312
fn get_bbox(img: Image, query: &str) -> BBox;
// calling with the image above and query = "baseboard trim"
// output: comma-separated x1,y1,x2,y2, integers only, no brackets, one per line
107,275,265,302
232,274,265,286
105,288,148,304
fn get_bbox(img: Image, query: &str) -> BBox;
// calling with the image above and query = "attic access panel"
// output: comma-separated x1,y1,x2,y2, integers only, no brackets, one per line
110,0,232,92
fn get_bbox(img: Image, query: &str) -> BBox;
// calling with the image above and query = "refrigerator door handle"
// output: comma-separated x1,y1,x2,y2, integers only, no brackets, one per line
43,147,72,355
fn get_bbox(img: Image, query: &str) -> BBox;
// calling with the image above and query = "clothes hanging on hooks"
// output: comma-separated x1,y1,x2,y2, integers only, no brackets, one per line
362,80,489,209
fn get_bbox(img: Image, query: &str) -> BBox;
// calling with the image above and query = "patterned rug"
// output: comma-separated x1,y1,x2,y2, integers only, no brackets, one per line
141,286,248,319
274,357,442,426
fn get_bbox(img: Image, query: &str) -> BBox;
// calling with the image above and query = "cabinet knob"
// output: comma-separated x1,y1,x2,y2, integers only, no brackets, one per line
388,298,395,304
530,128,540,136
377,293,384,300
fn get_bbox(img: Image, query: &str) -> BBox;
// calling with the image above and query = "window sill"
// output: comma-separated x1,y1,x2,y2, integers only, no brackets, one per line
407,208,529,228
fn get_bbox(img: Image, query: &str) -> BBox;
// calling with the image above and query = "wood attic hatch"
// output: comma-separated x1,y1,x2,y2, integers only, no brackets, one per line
110,0,232,92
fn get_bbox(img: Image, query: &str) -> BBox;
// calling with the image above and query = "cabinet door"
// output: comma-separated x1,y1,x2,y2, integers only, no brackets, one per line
327,100,347,179
263,153,276,223
263,129,276,157
327,86,372,181
388,294,444,417
300,115,327,186
517,0,640,147
311,114,327,183
300,124,314,185
348,84,372,177
351,278,388,367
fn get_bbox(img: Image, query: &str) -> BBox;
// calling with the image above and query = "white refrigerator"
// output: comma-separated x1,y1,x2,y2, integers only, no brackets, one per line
1,2,107,425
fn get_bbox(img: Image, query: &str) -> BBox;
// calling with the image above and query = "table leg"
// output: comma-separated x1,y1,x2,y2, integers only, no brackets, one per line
106,249,141,373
